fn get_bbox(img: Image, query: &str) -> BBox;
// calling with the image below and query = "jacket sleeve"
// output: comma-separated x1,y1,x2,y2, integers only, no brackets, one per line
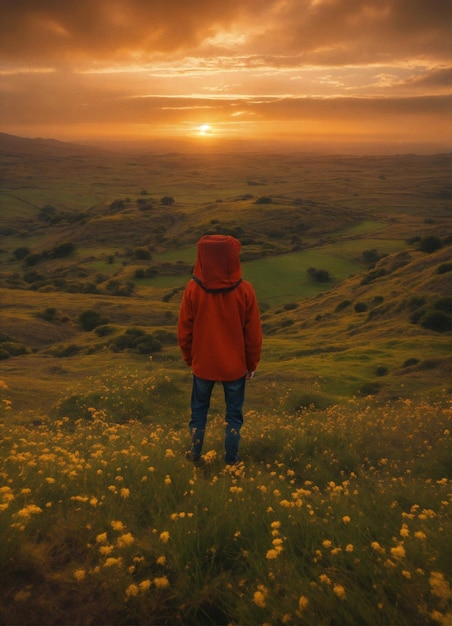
177,286,193,366
244,287,262,373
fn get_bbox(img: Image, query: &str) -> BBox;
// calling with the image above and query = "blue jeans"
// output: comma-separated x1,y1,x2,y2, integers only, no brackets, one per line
189,375,246,463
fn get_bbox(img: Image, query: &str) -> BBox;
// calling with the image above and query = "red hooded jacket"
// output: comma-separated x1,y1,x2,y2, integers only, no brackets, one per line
178,235,262,381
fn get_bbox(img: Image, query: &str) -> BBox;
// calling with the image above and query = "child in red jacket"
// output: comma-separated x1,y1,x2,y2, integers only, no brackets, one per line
178,235,262,464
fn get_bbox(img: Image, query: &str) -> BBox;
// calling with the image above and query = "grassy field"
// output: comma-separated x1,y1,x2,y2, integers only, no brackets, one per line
0,381,450,626
0,135,450,624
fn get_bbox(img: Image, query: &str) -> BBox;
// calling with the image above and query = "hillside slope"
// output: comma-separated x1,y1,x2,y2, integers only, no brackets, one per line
0,135,450,413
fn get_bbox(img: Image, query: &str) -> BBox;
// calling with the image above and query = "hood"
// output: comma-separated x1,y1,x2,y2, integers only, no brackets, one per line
193,234,242,291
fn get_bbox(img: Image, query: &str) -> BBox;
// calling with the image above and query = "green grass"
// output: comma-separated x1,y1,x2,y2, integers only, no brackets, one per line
0,378,450,626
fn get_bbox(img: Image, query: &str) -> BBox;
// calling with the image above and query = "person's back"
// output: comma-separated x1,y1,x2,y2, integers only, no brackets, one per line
178,235,262,464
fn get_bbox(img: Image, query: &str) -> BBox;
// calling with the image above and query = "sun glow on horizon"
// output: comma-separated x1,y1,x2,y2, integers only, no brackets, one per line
197,123,212,136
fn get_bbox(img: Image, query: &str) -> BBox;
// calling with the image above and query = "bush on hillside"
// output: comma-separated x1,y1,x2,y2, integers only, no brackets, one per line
307,267,331,283
13,246,30,260
335,299,352,312
255,196,272,204
437,262,452,274
36,307,57,322
403,358,420,367
354,302,368,313
78,310,108,331
361,248,384,266
95,325,116,337
109,328,162,355
360,268,388,285
106,280,135,296
134,247,151,260
0,341,28,357
420,311,452,333
418,235,443,253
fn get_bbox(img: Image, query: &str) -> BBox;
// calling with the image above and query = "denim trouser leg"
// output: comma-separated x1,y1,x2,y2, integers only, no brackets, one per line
190,376,215,459
223,376,246,464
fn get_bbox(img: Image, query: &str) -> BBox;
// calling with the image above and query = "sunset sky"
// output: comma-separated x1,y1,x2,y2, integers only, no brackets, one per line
0,0,451,152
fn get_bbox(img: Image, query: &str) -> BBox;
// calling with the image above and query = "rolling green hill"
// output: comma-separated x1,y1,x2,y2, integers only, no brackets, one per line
0,133,450,414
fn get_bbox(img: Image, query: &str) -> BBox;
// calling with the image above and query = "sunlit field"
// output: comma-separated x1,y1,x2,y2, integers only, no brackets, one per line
1,375,450,626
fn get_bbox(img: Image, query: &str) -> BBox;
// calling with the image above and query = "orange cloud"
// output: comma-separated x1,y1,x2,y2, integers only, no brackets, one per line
0,0,450,151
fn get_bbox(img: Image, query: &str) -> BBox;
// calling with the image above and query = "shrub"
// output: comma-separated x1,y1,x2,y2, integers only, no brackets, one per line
359,381,381,396
161,196,175,206
78,310,108,331
418,235,443,253
49,242,75,259
134,247,151,260
36,307,57,322
335,300,352,312
437,262,452,274
1,342,28,357
361,249,381,265
255,196,272,204
354,302,368,313
54,344,81,358
403,358,419,367
109,328,162,354
13,246,30,260
360,268,387,285
95,325,115,337
375,366,388,376
420,311,452,333
434,296,452,315
307,267,331,283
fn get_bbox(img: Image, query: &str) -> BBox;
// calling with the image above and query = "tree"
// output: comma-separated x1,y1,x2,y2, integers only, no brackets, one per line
419,236,443,253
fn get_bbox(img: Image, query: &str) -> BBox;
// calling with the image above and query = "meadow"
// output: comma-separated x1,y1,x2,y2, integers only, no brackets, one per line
0,134,451,624
0,376,450,626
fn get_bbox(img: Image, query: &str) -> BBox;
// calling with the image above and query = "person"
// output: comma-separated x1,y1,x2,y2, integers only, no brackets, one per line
178,234,262,465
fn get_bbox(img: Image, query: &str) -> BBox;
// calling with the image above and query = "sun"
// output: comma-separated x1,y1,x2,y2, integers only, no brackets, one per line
197,124,212,135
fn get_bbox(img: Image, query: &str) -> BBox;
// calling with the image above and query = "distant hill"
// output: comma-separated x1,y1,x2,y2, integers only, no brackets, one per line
0,132,103,157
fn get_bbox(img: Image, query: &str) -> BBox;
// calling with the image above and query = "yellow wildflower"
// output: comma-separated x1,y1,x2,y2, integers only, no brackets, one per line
96,532,108,544
73,569,86,581
125,584,139,598
390,545,406,559
429,572,451,602
156,556,167,565
298,595,309,611
120,487,130,499
322,540,332,549
104,557,123,568
371,541,385,554
154,576,169,589
342,516,351,524
117,532,135,548
160,531,170,543
111,520,125,531
333,584,346,599
415,531,427,540
266,549,279,559
400,523,410,537
253,590,266,608
139,579,152,591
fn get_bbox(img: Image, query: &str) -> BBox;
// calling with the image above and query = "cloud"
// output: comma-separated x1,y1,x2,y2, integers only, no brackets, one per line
0,0,450,67
0,0,450,150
